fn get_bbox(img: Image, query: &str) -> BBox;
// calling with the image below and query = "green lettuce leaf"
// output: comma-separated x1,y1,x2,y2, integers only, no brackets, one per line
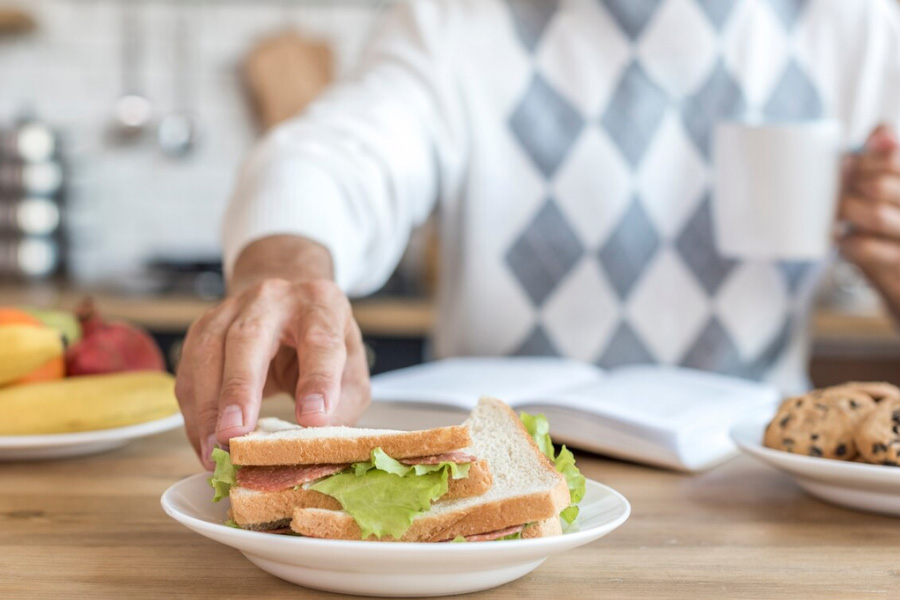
353,447,470,479
209,447,237,502
519,411,554,460
310,447,471,540
519,411,587,525
311,468,449,540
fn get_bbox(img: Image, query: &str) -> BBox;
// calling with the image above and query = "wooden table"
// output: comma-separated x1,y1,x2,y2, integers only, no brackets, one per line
2,426,898,600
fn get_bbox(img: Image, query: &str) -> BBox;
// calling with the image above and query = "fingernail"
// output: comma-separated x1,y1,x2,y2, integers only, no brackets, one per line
218,404,244,431
201,433,218,466
300,394,327,415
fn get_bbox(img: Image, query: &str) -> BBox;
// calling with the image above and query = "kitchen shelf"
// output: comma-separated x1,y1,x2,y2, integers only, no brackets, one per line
0,283,432,337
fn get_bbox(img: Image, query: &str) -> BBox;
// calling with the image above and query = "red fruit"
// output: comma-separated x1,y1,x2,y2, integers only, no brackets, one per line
65,299,166,376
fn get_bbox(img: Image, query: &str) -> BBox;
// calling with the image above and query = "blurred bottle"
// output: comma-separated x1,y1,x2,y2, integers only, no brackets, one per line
0,197,61,235
0,236,59,279
0,115,65,281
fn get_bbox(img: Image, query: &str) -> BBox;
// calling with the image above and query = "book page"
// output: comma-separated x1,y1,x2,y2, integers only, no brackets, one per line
371,356,605,409
539,366,778,432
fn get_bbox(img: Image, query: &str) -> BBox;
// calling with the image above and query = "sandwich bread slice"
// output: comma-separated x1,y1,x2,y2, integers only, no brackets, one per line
212,419,493,531
290,397,573,541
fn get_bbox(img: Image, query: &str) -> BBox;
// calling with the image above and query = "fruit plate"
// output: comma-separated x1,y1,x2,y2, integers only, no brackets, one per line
731,417,900,516
0,413,184,461
161,474,630,598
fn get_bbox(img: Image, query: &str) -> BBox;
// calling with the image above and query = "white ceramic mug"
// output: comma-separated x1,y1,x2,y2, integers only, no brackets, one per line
712,120,843,260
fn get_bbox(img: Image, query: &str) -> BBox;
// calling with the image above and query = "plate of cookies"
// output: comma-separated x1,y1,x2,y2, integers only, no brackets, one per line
730,382,900,516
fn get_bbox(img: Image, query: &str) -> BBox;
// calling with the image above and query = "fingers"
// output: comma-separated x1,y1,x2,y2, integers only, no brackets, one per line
175,299,239,469
853,152,900,178
177,277,369,467
854,172,900,205
843,124,900,196
841,234,900,318
839,194,900,239
291,283,351,427
337,317,372,426
217,281,291,445
841,233,900,291
864,124,899,154
840,125,900,238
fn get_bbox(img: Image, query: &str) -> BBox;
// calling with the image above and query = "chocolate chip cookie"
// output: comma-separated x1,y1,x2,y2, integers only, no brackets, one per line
764,389,876,460
826,381,900,404
854,398,900,466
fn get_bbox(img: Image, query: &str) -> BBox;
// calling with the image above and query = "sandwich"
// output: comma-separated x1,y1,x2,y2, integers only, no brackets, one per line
291,397,584,542
210,418,493,533
210,397,586,542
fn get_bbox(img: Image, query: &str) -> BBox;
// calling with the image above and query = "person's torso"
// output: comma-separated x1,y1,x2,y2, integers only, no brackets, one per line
431,0,895,392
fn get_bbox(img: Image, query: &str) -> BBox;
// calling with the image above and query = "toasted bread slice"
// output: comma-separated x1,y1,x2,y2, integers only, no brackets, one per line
229,418,471,466
230,458,493,528
290,397,570,541
522,517,563,539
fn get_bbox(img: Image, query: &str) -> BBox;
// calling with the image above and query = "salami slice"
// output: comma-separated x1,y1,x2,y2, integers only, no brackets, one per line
400,451,477,466
236,464,348,492
439,524,525,542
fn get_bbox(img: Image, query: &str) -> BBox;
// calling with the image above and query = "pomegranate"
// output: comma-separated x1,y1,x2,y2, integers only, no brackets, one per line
65,300,166,376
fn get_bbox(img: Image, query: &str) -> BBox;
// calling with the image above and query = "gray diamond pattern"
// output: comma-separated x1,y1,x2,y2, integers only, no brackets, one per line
597,321,655,368
680,316,744,375
682,59,747,159
494,0,828,380
506,199,584,307
742,315,793,379
694,0,738,31
778,261,815,294
763,59,823,120
510,74,585,179
598,198,661,300
600,61,668,168
766,0,810,31
508,0,560,52
598,0,661,40
675,194,738,295
511,325,560,356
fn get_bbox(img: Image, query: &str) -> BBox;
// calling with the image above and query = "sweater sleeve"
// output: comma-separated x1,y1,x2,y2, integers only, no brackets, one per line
222,0,467,295
841,0,900,143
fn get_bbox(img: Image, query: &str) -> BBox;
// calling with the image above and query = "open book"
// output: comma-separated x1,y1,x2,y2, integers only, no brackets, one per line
362,357,780,472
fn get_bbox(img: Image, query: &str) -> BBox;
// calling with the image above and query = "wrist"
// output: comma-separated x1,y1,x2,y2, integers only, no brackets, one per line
230,235,335,295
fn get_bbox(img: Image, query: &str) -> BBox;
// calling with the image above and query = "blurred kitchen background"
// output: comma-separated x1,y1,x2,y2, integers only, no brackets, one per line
0,0,896,382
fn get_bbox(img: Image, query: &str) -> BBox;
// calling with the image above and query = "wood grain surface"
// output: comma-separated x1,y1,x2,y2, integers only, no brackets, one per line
2,418,899,599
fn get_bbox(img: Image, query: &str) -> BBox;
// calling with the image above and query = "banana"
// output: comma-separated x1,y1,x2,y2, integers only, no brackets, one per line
0,324,65,386
0,371,179,435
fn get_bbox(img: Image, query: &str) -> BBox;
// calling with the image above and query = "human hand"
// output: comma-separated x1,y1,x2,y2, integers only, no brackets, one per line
838,125,900,316
175,278,371,469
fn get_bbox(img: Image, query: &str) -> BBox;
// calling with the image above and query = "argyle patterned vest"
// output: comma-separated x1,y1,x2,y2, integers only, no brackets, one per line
491,0,825,382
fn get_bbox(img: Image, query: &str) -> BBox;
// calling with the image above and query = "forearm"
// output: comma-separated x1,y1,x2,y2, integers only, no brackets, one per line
229,235,335,296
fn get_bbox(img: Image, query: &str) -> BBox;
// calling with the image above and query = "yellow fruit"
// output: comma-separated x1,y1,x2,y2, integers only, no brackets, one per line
0,371,179,435
0,324,65,386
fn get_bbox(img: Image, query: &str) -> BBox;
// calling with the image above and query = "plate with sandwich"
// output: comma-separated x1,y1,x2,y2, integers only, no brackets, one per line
162,397,630,597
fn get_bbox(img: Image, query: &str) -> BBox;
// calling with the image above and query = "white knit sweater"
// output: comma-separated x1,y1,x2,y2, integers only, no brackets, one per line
223,0,900,392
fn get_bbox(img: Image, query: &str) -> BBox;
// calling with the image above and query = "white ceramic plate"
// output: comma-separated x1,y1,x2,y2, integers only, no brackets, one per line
161,474,630,597
731,417,900,516
0,413,184,461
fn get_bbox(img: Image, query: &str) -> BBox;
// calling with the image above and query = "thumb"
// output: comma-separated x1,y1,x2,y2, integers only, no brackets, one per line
865,124,898,154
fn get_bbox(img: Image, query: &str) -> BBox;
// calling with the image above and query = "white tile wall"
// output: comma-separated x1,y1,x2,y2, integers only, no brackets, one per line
0,0,387,282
